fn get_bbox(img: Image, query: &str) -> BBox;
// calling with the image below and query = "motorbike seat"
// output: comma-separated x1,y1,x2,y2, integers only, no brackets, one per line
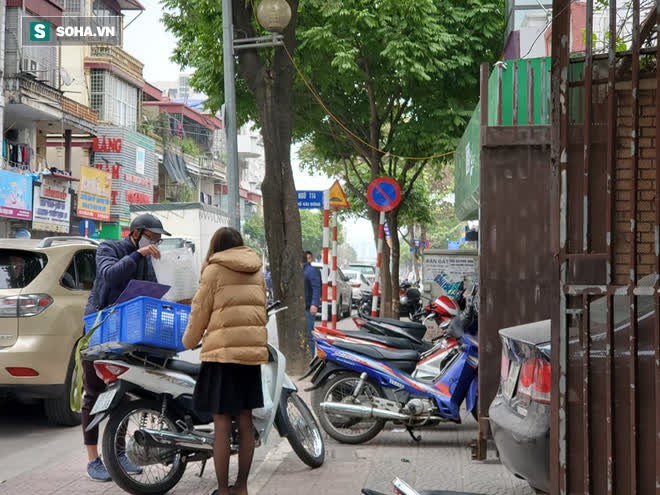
364,316,426,331
341,330,432,352
165,359,201,378
333,340,420,362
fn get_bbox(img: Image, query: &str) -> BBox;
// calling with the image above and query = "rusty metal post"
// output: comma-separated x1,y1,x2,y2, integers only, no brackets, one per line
655,3,660,489
605,0,618,492
628,2,641,493
550,0,571,493
471,62,491,463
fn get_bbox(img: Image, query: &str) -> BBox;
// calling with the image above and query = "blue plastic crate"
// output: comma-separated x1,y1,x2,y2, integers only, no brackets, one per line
84,297,191,352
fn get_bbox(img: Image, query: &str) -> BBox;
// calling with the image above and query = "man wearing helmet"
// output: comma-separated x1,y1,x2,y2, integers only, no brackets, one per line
81,213,171,482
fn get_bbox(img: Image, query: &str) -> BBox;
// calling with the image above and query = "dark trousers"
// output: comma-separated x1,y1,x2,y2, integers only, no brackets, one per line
81,359,106,445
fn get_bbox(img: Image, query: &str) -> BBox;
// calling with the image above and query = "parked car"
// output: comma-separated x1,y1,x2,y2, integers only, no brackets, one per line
343,269,371,307
311,262,352,319
0,236,99,426
489,276,657,495
347,263,376,285
488,319,551,494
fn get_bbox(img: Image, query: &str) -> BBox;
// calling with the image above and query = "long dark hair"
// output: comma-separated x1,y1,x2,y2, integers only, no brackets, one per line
202,227,244,271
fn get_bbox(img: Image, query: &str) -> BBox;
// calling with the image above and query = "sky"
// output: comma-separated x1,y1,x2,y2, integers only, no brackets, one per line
122,7,376,260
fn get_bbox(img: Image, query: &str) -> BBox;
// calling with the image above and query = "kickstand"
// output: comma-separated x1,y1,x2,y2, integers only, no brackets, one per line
406,427,421,442
197,459,207,478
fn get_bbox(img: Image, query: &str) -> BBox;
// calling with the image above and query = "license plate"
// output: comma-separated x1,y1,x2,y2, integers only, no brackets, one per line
90,388,117,415
502,360,520,399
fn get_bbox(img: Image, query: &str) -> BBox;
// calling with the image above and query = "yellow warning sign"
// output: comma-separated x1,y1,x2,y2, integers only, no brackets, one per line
327,180,350,209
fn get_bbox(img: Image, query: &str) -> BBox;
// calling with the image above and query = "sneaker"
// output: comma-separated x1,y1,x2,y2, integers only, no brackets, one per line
119,452,143,474
87,457,111,482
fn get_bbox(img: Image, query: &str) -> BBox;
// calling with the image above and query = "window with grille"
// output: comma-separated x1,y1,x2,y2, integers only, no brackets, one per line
64,0,83,15
90,69,138,129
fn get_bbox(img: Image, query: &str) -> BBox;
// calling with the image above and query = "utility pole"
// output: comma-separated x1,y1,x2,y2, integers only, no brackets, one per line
221,0,240,231
0,0,6,140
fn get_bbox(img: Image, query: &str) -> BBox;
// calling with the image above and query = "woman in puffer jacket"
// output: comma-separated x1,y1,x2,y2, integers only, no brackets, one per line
182,227,268,495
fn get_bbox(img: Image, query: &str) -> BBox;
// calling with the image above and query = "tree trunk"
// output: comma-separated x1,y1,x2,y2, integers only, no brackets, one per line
239,2,306,375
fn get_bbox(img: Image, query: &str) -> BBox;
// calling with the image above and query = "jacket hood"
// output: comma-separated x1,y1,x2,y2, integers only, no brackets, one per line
208,246,262,273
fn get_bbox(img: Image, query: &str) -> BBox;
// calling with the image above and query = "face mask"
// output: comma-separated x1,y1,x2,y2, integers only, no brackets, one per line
138,236,155,249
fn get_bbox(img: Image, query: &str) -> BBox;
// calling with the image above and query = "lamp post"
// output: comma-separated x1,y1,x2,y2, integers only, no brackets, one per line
222,0,291,231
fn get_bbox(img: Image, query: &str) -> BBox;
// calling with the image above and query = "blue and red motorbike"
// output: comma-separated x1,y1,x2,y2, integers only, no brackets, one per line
305,286,479,445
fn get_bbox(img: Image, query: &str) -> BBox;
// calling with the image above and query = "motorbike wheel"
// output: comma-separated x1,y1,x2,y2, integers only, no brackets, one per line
316,373,385,445
277,391,325,468
102,399,187,495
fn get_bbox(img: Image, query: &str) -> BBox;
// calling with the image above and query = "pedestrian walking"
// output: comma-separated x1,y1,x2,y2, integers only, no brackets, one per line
182,227,268,495
82,214,170,481
303,251,322,356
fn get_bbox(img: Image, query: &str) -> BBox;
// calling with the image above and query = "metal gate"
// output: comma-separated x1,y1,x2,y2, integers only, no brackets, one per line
476,61,555,459
550,1,659,493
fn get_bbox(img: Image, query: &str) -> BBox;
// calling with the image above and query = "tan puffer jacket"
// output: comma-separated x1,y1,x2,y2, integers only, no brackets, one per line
181,246,268,365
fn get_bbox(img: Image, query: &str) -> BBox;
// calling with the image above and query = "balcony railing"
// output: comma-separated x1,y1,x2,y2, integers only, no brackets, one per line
87,45,144,82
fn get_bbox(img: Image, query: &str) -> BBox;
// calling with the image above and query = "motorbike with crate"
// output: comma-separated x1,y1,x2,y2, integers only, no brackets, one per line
81,299,324,495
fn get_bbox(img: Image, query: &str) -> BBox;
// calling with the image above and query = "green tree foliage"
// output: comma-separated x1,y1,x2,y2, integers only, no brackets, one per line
296,0,504,314
243,214,267,255
162,0,309,372
299,210,346,259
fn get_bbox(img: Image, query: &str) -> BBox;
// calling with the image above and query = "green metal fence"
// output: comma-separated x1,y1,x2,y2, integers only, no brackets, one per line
454,56,551,221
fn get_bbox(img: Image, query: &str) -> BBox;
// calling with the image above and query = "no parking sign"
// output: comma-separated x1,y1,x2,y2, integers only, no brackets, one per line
366,177,401,212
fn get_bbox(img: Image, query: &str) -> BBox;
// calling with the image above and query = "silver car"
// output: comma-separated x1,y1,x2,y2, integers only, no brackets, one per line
311,263,352,319
343,269,371,307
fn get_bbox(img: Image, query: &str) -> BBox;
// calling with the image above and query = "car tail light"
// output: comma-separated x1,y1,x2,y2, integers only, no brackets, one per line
517,358,536,398
0,294,53,317
351,282,362,288
94,362,129,384
399,288,406,295
517,357,552,404
500,350,510,382
531,359,551,404
6,367,39,377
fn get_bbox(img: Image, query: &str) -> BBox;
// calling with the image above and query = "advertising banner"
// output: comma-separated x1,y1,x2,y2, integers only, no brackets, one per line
77,166,112,221
32,177,71,233
0,169,33,220
422,249,479,298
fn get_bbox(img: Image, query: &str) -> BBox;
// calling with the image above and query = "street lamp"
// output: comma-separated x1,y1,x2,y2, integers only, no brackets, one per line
222,0,292,230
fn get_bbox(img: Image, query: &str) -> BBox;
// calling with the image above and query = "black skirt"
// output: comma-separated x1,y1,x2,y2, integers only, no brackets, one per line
193,362,264,416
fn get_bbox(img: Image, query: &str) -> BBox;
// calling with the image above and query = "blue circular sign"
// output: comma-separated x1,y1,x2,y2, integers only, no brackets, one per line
366,177,402,212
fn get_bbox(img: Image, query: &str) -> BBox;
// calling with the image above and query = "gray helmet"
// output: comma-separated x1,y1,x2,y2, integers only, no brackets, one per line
129,214,171,236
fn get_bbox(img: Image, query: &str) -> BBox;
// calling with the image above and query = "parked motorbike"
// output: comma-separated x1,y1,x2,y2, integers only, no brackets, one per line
83,301,324,495
306,286,479,444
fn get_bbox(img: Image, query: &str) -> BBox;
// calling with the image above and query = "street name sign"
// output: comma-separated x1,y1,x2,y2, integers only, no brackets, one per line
297,190,324,209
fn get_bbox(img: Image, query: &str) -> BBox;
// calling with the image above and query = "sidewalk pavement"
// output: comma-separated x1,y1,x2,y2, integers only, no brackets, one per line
0,379,534,495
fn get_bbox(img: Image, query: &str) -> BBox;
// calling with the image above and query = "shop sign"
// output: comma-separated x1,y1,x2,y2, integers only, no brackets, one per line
0,169,33,220
32,182,71,233
92,136,122,153
77,166,112,221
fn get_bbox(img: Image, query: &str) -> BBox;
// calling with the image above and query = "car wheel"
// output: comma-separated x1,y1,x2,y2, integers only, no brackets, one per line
44,349,81,426
336,296,343,321
342,296,351,318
